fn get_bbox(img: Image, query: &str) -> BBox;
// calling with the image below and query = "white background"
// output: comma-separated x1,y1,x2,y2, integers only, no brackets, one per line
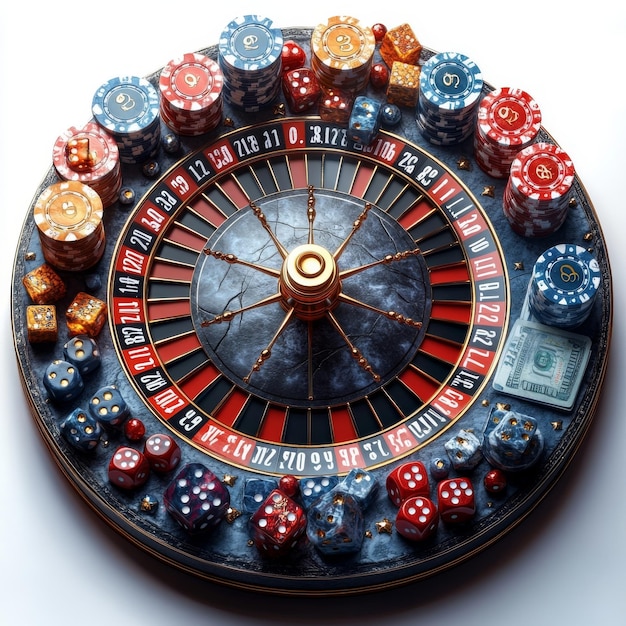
1,2,625,624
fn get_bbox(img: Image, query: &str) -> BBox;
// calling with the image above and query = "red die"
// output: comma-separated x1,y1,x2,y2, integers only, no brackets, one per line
108,446,150,490
144,433,181,473
318,88,354,124
281,40,307,73
283,68,321,113
250,489,307,557
396,496,439,541
386,461,429,506
437,477,475,523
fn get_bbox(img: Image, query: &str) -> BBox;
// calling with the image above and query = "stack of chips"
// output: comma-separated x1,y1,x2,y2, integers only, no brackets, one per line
218,15,283,112
310,15,376,93
159,52,224,136
528,244,601,329
91,76,161,163
474,87,542,178
417,51,483,145
503,142,575,237
52,122,122,207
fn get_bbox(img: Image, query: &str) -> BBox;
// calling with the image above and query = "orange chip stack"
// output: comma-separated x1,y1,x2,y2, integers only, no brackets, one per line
379,23,422,67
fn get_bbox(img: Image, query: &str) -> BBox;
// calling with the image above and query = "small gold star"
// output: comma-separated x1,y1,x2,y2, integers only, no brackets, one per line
514,261,525,271
247,539,255,547
225,507,242,523
496,402,511,411
583,232,593,242
139,495,158,514
482,185,495,198
457,156,471,170
223,117,235,127
551,421,563,431
364,530,373,539
273,103,286,116
375,518,393,534
569,197,578,208
222,474,238,487
481,398,490,407
487,501,494,508
25,251,36,261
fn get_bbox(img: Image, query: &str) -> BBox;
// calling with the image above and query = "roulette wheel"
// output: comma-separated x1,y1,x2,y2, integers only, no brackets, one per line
5,5,617,605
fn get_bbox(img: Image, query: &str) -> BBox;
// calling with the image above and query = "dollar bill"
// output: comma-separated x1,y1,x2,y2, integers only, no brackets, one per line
492,318,592,410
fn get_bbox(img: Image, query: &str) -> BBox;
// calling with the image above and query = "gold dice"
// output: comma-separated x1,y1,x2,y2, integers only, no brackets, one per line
26,305,58,343
66,292,107,338
22,263,66,304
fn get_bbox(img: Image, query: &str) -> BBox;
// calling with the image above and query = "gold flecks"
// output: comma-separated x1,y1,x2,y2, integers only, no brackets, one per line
482,185,495,198
101,437,110,448
225,507,242,523
223,117,235,127
583,232,594,242
25,251,37,261
514,261,525,271
139,495,158,514
247,539,255,547
457,156,471,170
222,474,238,487
364,530,373,539
481,398,490,407
496,402,511,411
273,103,286,116
487,501,494,508
551,420,563,431
569,197,578,208
375,518,393,534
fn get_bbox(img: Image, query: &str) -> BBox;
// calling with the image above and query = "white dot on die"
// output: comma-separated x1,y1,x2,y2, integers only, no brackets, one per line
408,506,417,515
419,515,427,523
258,518,267,528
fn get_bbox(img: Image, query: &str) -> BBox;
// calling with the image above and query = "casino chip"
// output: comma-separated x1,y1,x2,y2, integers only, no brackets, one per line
417,51,483,145
33,181,105,272
52,122,122,207
527,244,601,329
218,15,284,113
91,76,161,164
159,53,224,136
474,87,542,178
310,16,376,92
503,142,575,237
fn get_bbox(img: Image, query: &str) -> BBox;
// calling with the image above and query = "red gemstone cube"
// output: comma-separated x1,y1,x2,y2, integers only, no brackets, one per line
108,446,150,490
437,477,475,523
386,460,429,507
396,496,439,541
144,433,181,473
250,489,307,557
318,87,354,124
281,40,307,73
283,68,321,113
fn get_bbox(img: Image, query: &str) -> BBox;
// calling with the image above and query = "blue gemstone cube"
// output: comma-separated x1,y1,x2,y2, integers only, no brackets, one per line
299,475,339,509
242,477,277,514
338,468,378,509
348,96,382,145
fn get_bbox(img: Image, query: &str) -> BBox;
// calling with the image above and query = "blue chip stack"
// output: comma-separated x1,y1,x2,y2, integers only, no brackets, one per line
528,244,601,329
218,15,283,113
417,51,483,145
91,76,161,164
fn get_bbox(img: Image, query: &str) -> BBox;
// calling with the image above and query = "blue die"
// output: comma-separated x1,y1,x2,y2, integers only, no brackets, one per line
43,359,84,403
60,407,102,452
63,335,101,376
337,468,379,509
299,475,339,509
88,385,130,429
242,477,277,514
348,96,382,145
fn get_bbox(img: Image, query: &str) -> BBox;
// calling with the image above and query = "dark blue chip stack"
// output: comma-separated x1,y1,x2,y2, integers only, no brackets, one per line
417,51,483,146
218,15,283,113
91,76,161,164
528,244,601,329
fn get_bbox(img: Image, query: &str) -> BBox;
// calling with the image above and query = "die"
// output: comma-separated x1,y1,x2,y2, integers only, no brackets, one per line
164,463,230,534
386,61,421,108
348,96,382,146
65,292,107,338
318,88,354,124
281,40,307,73
386,460,430,506
444,428,483,471
250,489,307,557
299,475,339,509
143,433,181,473
338,468,378,509
483,410,544,472
42,358,84,403
26,305,58,344
437,477,475,524
306,490,364,556
283,68,321,113
379,23,422,67
242,477,277,514
60,407,102,452
22,263,66,304
395,496,439,541
63,335,101,375
108,446,150,490
88,384,129,429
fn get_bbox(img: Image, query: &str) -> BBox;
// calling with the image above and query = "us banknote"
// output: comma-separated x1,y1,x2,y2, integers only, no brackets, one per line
492,319,592,410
